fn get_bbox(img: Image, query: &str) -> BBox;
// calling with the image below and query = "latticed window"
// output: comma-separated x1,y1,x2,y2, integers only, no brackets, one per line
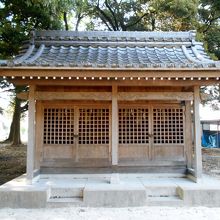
119,108,149,144
43,108,74,145
78,108,110,145
153,108,184,144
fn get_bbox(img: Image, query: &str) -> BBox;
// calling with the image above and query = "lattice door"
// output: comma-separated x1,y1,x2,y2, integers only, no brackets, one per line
42,104,111,163
153,107,184,144
78,108,110,145
43,108,75,145
118,104,185,162
119,107,149,144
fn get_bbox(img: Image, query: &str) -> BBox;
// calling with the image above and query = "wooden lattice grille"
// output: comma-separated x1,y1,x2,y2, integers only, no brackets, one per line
78,108,110,145
43,108,74,145
153,107,184,144
119,108,149,144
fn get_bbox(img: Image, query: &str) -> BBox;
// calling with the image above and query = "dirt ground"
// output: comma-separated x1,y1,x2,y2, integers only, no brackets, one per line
0,144,26,185
0,145,220,185
202,148,220,179
1,206,220,220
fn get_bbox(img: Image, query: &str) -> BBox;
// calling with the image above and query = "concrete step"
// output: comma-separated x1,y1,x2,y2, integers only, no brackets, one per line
49,187,83,198
146,196,184,206
47,197,83,208
145,185,177,197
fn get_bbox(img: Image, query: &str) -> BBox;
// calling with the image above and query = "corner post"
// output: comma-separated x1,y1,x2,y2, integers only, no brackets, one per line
26,85,36,184
193,86,202,181
185,101,193,169
112,85,118,165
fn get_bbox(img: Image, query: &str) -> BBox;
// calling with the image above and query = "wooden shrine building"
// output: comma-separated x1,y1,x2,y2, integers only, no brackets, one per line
0,30,220,183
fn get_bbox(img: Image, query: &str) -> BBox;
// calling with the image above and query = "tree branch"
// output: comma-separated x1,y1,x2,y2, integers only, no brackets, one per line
105,0,119,30
99,16,113,31
113,0,125,30
203,15,220,33
95,4,117,30
125,12,148,29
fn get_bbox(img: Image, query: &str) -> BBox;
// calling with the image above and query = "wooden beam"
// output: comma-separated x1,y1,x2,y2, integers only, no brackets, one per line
25,91,194,101
74,107,79,162
112,85,118,165
17,92,28,100
185,101,193,169
118,92,193,101
1,67,220,78
35,101,43,171
193,86,202,181
35,92,112,101
26,85,36,184
11,79,219,87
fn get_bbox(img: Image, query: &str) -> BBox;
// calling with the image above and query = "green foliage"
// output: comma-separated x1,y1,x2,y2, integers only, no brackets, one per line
0,0,64,144
198,0,220,60
87,0,149,31
203,27,220,60
84,0,199,31
150,0,199,31
0,0,62,58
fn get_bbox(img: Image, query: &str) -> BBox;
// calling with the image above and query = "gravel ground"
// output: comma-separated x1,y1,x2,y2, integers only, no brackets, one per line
202,148,220,179
0,206,220,220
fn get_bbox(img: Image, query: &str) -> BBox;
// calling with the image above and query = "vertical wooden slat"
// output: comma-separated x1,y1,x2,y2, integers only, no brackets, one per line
185,101,193,169
149,105,153,160
35,101,43,170
193,86,202,180
26,85,36,183
112,85,118,165
74,107,79,162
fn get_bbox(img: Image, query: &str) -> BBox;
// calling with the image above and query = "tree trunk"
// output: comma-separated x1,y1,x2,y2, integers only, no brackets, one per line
4,96,22,146
63,12,69,31
75,16,82,31
151,16,156,31
218,85,220,102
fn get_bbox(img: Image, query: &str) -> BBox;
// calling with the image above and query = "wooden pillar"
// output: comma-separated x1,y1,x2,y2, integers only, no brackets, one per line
193,86,202,180
26,85,36,183
185,101,193,169
112,85,118,165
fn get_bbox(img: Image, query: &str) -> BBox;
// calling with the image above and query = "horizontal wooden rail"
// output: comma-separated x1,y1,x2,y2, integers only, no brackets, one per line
17,91,194,101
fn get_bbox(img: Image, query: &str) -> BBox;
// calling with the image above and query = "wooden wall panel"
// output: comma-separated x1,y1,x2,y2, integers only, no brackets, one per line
78,145,109,159
119,145,149,159
153,145,184,161
43,145,74,159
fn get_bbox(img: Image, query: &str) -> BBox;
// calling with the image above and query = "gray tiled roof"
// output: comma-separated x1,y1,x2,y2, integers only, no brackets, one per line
2,30,219,68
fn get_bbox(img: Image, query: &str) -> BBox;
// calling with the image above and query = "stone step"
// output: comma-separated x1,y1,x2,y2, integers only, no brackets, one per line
49,187,83,198
145,185,178,197
84,185,146,207
146,196,184,206
47,197,83,208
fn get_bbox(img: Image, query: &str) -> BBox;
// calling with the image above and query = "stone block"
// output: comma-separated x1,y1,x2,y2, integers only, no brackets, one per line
0,188,48,208
84,186,146,207
178,187,220,207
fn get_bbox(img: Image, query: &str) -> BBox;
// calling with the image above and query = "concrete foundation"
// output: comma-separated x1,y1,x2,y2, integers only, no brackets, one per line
1,174,220,208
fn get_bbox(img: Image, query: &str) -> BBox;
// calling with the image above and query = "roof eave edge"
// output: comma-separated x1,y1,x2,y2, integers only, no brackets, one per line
1,67,220,71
